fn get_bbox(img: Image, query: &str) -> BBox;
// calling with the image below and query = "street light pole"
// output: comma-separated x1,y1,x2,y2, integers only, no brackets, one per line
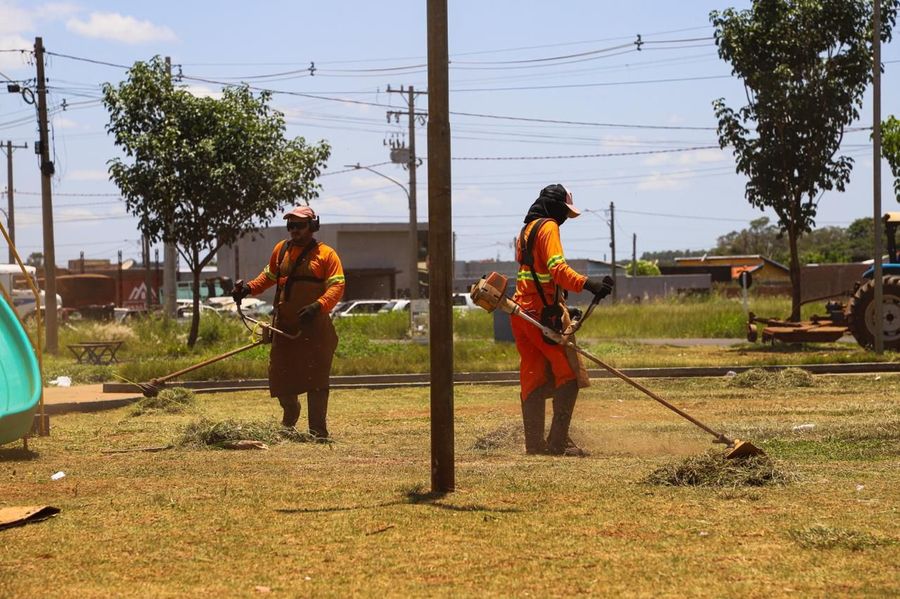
346,163,419,298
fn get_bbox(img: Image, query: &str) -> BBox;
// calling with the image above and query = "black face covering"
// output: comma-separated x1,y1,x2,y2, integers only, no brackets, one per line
524,184,570,225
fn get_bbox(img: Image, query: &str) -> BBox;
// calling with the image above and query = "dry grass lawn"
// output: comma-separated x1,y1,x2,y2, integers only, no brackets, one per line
1,374,898,597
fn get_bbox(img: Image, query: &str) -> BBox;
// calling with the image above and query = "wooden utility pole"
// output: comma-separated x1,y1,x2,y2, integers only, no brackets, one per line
427,0,455,493
163,56,178,317
2,141,27,263
873,0,885,354
34,37,59,353
609,201,617,302
387,85,426,299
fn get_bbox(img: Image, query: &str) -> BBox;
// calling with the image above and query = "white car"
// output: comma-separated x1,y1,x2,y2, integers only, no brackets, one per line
452,292,479,311
332,299,391,318
379,299,411,313
0,264,62,320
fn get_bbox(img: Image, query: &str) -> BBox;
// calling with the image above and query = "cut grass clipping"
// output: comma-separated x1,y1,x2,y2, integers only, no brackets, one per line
471,421,522,451
727,367,814,389
644,450,793,487
178,418,329,448
789,524,897,551
130,387,197,416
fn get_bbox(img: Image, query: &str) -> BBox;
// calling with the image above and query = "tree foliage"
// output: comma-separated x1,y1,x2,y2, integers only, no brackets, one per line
628,259,662,276
883,115,900,200
102,57,330,346
711,0,898,319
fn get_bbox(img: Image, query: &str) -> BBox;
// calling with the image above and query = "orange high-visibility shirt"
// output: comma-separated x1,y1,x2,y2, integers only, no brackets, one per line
247,240,345,311
513,219,587,311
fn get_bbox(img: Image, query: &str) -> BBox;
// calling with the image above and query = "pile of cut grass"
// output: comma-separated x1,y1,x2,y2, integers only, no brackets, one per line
789,524,896,551
130,387,197,416
178,417,328,448
727,367,814,389
471,421,522,451
644,450,793,487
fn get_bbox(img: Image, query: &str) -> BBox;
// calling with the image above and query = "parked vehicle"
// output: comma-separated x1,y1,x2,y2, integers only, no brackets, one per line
379,299,411,313
452,292,479,311
332,299,391,318
0,264,63,320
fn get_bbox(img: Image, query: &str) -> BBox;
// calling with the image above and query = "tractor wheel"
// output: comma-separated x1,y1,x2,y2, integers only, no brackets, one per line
847,275,900,350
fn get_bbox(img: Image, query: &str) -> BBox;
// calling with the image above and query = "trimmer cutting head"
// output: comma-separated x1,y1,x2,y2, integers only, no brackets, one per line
725,439,765,459
137,380,163,398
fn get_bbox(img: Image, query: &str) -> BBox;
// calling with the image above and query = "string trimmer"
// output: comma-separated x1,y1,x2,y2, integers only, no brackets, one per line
136,301,301,397
470,272,764,459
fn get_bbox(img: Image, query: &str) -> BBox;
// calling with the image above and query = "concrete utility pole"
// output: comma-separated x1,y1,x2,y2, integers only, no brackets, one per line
873,1,885,354
34,37,59,353
163,56,178,317
609,201,617,302
387,85,427,299
2,141,27,263
632,233,637,277
427,0,455,493
143,235,152,310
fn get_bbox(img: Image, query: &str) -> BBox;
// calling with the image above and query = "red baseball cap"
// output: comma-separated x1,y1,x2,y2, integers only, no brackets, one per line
283,206,316,220
562,186,580,217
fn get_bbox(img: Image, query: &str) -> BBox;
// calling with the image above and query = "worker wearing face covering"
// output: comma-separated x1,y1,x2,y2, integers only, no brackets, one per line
231,206,345,438
513,184,614,455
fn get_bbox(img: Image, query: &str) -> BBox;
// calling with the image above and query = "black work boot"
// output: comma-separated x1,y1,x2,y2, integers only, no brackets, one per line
277,395,300,428
307,389,330,439
547,381,586,456
521,390,547,455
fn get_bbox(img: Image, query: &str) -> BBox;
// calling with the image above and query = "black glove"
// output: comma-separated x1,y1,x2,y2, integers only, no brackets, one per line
584,276,614,299
231,279,250,304
297,301,322,323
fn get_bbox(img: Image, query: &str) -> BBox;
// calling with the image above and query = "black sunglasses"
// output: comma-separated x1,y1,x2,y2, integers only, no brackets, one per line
286,220,311,231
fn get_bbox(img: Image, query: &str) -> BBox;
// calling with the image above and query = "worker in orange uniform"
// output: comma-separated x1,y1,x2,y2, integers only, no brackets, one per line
232,206,345,438
513,184,613,456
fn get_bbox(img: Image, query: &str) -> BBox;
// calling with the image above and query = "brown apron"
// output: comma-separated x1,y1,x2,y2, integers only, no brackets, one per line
268,242,339,397
561,305,590,390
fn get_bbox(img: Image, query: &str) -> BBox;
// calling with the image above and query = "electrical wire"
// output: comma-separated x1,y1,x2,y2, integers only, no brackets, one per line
449,145,721,161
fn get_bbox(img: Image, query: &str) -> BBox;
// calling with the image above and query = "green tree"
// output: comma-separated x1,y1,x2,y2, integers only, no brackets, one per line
713,217,785,259
640,249,706,266
628,259,661,276
711,0,898,320
846,216,875,261
103,57,330,347
25,252,43,268
883,115,900,200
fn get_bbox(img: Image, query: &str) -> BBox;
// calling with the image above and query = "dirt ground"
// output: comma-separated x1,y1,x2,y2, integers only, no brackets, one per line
1,375,898,597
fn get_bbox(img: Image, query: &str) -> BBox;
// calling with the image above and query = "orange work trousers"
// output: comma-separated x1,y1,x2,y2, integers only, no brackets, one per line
510,310,577,401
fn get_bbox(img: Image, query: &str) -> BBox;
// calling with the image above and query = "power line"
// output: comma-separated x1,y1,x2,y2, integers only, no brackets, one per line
450,74,731,93
449,145,721,161
449,110,716,131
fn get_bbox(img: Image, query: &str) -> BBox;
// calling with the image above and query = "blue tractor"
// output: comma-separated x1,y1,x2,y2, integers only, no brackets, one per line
846,212,900,349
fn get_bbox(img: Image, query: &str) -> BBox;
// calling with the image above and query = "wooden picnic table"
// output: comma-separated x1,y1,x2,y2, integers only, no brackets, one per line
67,340,124,365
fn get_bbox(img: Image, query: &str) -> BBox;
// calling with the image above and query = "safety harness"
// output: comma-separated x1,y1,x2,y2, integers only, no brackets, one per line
518,218,564,343
274,239,322,304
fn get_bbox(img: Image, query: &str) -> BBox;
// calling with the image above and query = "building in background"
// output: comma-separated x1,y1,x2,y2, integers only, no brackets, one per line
218,222,428,302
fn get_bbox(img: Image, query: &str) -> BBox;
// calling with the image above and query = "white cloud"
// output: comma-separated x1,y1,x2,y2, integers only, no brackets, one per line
180,84,222,99
636,172,687,192
67,168,109,181
53,116,81,130
33,2,79,21
66,12,176,44
0,2,33,34
0,34,31,69
0,2,79,69
643,147,727,167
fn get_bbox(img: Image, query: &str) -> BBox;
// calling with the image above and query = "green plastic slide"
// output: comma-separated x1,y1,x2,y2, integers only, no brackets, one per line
0,293,40,444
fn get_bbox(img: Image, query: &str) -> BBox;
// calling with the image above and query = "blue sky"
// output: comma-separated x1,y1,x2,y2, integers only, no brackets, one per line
0,0,898,267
